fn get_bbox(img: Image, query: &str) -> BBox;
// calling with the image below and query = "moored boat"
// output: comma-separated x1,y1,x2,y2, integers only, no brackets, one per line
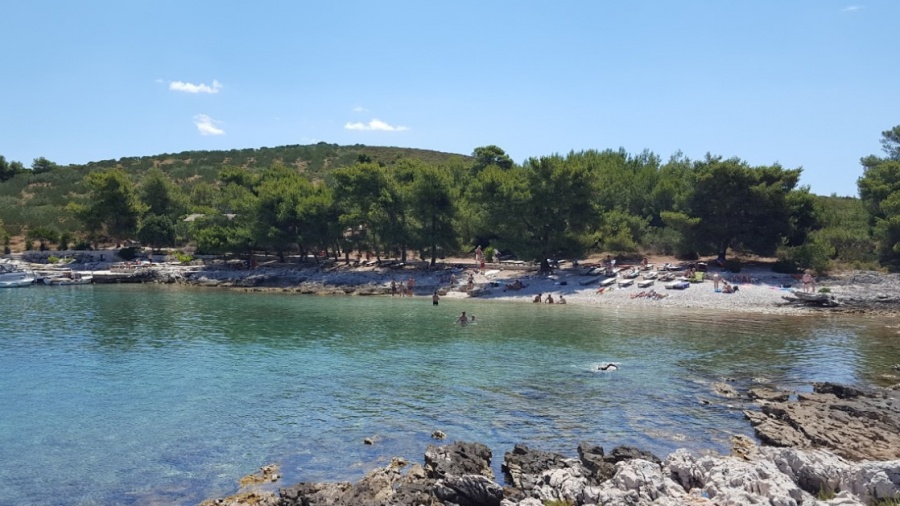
617,278,634,288
0,264,36,287
43,271,94,286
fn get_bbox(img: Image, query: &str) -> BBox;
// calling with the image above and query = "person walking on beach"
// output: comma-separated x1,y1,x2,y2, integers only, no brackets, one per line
713,272,720,292
475,245,485,274
802,272,815,293
432,291,440,306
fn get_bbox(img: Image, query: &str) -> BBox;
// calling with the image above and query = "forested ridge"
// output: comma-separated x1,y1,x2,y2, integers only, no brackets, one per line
1,128,899,272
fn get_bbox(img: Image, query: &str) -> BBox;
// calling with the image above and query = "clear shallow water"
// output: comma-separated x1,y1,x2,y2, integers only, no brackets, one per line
1,285,899,505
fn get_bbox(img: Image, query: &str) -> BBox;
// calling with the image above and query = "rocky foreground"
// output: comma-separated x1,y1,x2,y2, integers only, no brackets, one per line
202,382,900,506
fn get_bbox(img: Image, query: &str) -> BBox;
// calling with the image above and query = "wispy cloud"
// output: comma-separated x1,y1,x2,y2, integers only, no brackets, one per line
194,114,225,135
344,119,408,132
170,79,223,94
841,5,863,12
352,105,368,113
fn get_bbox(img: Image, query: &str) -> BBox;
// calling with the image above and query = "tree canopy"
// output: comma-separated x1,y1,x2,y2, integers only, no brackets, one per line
0,138,884,273
858,125,900,270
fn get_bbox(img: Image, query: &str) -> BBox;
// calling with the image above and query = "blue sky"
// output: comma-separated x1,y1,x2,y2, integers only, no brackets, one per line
1,1,897,196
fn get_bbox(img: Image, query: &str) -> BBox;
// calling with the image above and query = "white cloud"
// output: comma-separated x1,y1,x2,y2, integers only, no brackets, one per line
344,119,408,132
841,5,862,12
352,105,368,112
170,79,223,94
194,114,225,135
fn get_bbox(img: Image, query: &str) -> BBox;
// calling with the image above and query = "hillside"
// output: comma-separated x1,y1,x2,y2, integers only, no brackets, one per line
0,143,470,236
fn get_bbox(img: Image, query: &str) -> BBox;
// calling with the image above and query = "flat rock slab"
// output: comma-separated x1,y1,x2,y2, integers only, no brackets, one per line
745,382,900,461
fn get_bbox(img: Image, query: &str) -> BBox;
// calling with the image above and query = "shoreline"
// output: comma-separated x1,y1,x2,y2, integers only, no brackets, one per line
7,253,900,315
122,259,900,317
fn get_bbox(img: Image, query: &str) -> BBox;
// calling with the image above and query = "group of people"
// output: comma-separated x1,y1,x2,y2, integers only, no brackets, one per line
532,292,566,304
711,272,740,293
390,277,417,297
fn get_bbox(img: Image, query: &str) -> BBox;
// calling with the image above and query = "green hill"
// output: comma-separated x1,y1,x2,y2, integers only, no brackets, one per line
0,143,469,236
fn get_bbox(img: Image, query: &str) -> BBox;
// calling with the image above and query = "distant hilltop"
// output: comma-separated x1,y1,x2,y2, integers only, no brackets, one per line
71,143,470,179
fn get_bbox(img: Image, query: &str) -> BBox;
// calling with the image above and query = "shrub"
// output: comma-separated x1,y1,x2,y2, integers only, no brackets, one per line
775,244,831,275
817,485,835,501
174,252,194,264
772,258,800,274
724,258,742,273
48,256,60,264
118,247,139,260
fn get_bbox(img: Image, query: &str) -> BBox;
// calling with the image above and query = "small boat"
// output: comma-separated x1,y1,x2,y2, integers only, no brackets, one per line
43,272,93,286
582,266,604,277
665,281,690,290
658,272,676,282
622,269,640,279
637,279,655,288
0,264,36,287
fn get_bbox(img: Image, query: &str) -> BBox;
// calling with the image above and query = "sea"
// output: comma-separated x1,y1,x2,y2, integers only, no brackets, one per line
1,284,898,505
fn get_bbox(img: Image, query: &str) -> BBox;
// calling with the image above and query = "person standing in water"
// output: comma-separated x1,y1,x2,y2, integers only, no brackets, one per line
432,291,440,306
456,311,469,324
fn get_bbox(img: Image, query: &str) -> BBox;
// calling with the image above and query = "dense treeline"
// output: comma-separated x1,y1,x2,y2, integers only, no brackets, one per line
2,128,898,272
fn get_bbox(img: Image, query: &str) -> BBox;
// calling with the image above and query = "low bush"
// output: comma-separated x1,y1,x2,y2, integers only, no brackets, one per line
118,247,139,260
724,258,742,273
772,258,800,274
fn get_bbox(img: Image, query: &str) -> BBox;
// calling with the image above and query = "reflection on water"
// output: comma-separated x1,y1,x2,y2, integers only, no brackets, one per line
1,285,898,505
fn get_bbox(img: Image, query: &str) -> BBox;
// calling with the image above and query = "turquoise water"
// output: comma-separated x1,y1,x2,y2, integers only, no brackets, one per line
1,285,899,505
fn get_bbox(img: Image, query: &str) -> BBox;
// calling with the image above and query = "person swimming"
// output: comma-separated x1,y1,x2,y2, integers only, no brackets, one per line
456,311,469,325
597,362,619,371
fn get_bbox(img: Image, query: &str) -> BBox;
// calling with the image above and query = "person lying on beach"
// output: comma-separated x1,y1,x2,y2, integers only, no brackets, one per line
504,279,525,291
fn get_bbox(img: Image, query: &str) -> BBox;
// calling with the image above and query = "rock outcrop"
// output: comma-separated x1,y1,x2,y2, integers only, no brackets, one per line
744,382,900,462
203,439,900,506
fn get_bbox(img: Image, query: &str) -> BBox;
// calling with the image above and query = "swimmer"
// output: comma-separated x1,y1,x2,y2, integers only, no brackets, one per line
597,363,619,371
456,311,469,325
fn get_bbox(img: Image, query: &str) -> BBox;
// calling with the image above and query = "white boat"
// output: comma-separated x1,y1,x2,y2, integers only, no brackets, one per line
0,264,36,287
43,272,93,286
622,269,640,279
